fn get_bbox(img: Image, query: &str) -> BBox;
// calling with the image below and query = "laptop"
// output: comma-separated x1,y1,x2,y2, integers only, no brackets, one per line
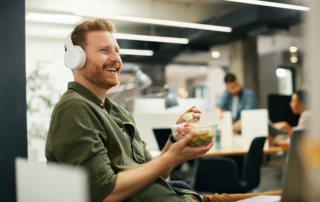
15,158,89,202
153,128,172,151
236,129,305,202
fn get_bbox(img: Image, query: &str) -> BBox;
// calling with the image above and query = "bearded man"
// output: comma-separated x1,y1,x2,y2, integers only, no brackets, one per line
45,18,280,202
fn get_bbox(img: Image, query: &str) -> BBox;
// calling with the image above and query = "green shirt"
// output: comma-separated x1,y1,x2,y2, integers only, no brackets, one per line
45,82,203,202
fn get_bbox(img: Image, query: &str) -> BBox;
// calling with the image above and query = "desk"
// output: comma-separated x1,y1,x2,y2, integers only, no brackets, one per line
200,146,289,157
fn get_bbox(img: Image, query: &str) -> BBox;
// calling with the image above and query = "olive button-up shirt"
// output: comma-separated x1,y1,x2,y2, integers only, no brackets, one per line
45,82,202,202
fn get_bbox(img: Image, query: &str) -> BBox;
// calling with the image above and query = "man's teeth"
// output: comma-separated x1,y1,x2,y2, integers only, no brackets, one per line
105,68,117,71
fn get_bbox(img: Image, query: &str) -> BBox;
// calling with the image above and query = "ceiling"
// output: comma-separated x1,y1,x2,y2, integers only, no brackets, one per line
26,0,306,63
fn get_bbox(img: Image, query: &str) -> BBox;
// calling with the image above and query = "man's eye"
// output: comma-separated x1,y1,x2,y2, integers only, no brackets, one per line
100,49,106,51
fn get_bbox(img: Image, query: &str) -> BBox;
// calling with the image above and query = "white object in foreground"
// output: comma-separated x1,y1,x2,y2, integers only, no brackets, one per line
236,195,281,202
15,157,89,202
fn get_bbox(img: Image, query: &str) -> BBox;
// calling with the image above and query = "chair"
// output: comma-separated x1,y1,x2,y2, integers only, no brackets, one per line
194,137,266,194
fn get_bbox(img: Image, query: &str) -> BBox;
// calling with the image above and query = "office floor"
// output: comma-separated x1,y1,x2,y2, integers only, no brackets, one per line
253,153,285,193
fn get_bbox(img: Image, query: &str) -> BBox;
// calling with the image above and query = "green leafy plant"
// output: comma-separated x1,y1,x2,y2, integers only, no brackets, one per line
27,60,60,143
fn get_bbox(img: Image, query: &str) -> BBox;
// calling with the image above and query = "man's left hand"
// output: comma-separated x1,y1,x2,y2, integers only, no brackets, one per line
176,106,201,124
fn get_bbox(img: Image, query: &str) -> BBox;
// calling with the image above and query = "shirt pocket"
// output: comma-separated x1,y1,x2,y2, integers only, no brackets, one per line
131,136,146,164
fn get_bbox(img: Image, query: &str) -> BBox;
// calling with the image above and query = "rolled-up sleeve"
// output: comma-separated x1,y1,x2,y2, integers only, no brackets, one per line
47,100,116,202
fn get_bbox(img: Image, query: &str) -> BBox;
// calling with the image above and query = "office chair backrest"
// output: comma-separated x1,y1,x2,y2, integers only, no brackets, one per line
242,136,266,190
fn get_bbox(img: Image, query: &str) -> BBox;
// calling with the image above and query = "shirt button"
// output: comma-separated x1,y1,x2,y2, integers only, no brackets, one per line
120,128,123,131
100,103,103,107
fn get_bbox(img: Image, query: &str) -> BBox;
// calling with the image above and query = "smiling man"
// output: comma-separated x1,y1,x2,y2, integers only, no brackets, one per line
45,19,280,202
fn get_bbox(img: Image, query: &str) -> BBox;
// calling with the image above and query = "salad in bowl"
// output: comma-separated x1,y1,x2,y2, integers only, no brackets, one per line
171,122,218,147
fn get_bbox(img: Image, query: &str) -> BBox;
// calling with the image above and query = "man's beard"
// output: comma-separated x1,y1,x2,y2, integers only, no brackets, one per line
80,58,119,90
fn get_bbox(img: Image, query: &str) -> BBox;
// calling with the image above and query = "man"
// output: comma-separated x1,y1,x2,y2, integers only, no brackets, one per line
214,73,258,133
45,19,279,202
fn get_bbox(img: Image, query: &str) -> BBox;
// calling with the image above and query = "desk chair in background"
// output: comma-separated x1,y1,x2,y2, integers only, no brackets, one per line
194,137,266,194
235,129,306,202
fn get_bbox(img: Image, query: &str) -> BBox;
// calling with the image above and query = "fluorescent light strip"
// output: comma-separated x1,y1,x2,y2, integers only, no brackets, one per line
120,49,154,56
26,13,83,24
46,29,188,44
114,33,188,44
225,0,310,11
74,11,232,32
47,28,72,35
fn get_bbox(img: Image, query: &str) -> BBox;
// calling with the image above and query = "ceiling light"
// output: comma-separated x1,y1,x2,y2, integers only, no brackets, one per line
74,11,232,32
211,51,220,58
119,49,154,56
290,57,298,63
46,29,188,44
26,13,83,24
276,68,287,78
47,29,72,35
178,88,185,94
224,0,310,11
182,91,189,98
114,33,188,44
289,46,298,53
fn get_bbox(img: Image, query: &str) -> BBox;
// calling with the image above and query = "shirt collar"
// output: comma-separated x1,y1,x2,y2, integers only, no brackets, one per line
68,82,111,110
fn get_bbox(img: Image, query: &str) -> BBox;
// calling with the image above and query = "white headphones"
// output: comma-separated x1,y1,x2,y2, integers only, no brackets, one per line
64,32,87,70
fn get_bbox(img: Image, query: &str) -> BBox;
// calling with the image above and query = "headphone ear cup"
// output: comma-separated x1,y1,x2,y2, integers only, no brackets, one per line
64,45,86,70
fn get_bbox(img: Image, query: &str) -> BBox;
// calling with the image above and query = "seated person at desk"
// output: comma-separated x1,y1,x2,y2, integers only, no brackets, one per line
45,19,280,202
214,73,258,133
272,90,310,146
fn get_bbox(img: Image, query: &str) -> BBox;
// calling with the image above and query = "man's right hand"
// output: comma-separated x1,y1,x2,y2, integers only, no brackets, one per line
163,133,215,167
214,107,224,119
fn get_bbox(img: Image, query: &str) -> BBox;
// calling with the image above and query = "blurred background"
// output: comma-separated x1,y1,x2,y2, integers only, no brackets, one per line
26,0,306,148
3,0,315,201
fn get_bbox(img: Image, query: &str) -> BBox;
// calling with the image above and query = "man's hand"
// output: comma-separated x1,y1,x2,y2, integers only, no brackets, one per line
233,119,241,133
164,133,215,166
103,133,214,202
272,121,292,135
176,106,201,124
214,107,224,119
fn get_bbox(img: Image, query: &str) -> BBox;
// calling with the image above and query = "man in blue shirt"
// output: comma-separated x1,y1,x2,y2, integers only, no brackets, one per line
214,73,258,133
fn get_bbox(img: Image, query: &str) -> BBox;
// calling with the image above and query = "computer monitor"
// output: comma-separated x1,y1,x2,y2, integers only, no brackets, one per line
268,94,300,126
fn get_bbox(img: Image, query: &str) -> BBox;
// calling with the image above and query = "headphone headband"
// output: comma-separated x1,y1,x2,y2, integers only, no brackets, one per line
65,32,74,50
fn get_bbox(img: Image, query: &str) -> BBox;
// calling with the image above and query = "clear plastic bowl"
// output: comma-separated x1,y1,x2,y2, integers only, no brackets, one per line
171,122,218,147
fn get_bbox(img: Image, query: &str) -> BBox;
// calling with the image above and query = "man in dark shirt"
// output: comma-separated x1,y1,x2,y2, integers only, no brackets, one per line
46,18,280,202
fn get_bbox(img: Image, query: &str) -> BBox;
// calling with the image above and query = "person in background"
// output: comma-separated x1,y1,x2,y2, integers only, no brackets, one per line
272,90,310,146
214,73,258,133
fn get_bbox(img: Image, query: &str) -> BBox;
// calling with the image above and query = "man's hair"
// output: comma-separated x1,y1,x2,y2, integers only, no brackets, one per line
66,18,116,51
224,73,236,83
295,90,308,105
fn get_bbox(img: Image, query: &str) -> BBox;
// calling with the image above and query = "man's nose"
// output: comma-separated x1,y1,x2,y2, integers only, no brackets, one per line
109,51,121,63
